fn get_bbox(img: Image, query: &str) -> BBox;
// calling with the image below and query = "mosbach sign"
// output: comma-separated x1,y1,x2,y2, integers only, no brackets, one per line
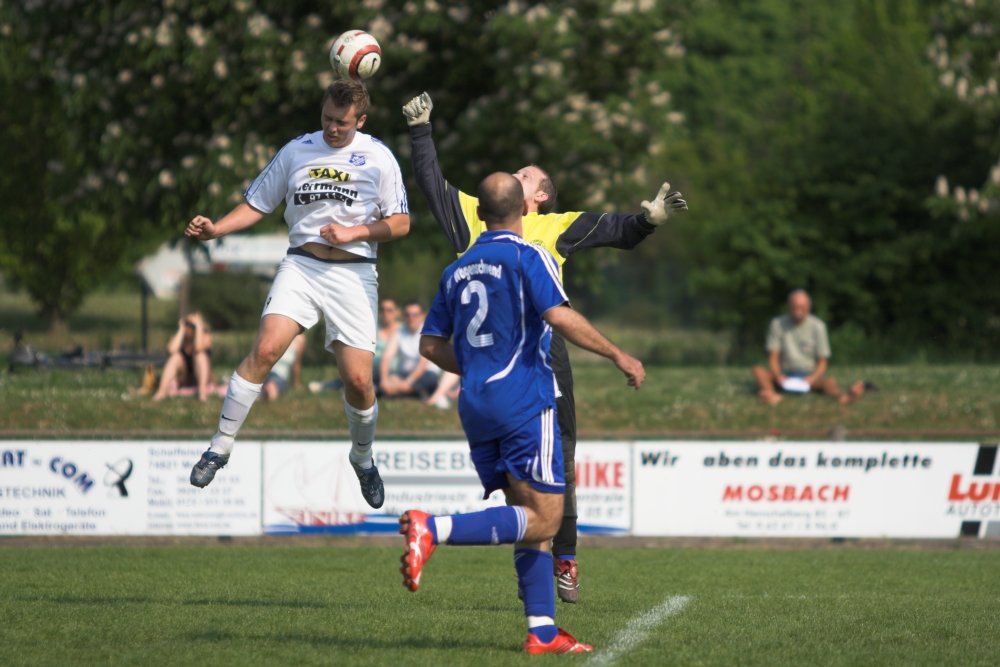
632,441,984,538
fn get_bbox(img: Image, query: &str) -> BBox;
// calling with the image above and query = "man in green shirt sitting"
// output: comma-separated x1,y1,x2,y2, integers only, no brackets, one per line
753,289,865,405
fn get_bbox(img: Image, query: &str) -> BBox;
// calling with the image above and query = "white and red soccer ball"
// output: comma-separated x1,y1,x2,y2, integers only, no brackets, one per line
330,30,381,81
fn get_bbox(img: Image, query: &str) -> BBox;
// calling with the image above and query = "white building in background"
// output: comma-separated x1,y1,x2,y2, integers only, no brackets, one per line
136,234,289,299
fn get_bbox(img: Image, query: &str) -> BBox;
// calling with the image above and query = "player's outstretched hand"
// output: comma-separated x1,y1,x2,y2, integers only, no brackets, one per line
402,92,433,127
615,352,646,390
185,215,217,240
640,181,688,226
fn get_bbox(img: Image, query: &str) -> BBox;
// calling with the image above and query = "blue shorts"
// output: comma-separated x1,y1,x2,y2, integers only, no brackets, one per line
468,406,565,498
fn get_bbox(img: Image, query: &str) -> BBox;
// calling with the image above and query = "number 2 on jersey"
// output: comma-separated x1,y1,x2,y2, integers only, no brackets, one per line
461,280,494,348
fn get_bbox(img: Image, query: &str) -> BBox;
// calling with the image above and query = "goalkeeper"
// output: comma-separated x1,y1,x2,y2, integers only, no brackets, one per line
403,92,688,603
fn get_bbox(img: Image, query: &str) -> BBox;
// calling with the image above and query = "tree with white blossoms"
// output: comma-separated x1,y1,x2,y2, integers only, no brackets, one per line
0,0,995,358
0,0,693,330
927,0,1000,221
0,0,367,330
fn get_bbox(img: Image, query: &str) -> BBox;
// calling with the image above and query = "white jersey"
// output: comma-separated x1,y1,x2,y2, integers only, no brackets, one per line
244,130,408,259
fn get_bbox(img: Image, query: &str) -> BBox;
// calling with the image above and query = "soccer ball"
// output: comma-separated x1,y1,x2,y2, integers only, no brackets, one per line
329,30,381,81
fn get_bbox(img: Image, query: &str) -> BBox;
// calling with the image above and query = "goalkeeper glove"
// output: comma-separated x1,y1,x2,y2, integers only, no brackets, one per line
640,182,688,226
402,92,433,127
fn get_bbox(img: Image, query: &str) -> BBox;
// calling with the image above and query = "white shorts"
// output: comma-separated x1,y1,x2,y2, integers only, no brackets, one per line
262,253,378,354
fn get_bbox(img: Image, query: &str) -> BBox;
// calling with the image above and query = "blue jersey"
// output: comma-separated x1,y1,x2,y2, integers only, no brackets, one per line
422,230,568,441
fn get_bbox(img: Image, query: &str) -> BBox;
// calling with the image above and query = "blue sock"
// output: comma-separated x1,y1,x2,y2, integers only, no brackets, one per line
427,516,440,544
515,548,557,643
555,553,575,561
442,506,527,545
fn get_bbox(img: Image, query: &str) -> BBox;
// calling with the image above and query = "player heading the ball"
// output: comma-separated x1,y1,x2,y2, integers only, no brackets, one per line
186,78,409,510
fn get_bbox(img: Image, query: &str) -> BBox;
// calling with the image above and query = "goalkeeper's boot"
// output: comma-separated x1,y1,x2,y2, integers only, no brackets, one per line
351,458,385,509
190,450,229,488
399,510,436,592
555,558,579,603
523,628,592,655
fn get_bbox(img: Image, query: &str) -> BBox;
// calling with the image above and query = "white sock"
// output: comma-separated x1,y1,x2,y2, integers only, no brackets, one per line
434,515,453,543
345,399,378,468
209,372,262,456
209,433,235,457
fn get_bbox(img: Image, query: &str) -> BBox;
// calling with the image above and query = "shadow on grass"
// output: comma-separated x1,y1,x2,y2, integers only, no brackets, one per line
182,629,506,652
13,594,158,605
182,597,329,609
13,593,338,610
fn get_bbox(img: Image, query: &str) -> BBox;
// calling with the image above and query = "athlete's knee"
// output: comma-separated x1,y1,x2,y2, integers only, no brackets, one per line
250,339,286,369
339,368,373,396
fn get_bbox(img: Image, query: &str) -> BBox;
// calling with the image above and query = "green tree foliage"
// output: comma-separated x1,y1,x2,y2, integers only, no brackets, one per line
1,0,995,358
0,1,368,328
658,0,998,359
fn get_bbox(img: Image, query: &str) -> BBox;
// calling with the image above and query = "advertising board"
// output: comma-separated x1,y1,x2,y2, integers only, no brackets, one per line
0,441,261,535
632,441,986,538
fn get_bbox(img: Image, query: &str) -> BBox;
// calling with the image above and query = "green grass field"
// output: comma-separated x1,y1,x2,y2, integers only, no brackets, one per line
3,291,1000,666
2,287,998,438
2,541,999,666
1,364,997,438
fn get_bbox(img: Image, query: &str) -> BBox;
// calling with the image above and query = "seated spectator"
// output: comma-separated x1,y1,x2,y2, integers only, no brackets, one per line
374,297,402,392
379,300,440,398
752,289,865,405
262,333,306,401
152,311,217,402
424,371,460,410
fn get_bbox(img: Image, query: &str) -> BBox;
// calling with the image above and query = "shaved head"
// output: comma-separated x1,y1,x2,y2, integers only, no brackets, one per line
477,172,525,228
788,289,811,323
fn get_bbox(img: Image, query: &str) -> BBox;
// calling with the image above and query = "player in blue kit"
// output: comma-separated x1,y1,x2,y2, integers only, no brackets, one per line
403,91,687,602
399,172,644,655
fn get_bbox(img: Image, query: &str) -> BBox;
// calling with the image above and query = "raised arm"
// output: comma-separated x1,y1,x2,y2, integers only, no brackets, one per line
404,93,476,253
185,202,265,241
554,182,688,259
165,319,186,355
555,211,656,258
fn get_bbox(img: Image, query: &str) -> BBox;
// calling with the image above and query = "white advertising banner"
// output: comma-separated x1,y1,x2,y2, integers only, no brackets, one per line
6,440,994,539
262,440,499,535
574,441,630,534
632,441,986,538
262,441,630,535
0,441,261,536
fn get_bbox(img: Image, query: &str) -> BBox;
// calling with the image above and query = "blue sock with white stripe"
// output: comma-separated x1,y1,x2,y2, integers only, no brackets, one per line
515,548,557,643
431,506,527,545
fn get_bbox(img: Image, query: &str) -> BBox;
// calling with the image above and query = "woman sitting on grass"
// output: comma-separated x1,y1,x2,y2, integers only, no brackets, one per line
152,312,218,402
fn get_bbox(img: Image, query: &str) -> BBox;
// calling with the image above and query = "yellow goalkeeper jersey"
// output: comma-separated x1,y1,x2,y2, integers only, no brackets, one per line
410,123,656,280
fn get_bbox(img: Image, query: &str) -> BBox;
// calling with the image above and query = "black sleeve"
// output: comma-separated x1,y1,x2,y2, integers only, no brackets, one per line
554,212,656,259
410,122,472,253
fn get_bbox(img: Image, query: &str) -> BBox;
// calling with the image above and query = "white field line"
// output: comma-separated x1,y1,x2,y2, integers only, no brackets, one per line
586,594,691,666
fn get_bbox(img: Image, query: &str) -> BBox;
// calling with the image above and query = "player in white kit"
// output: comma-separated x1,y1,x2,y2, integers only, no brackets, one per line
184,80,410,508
